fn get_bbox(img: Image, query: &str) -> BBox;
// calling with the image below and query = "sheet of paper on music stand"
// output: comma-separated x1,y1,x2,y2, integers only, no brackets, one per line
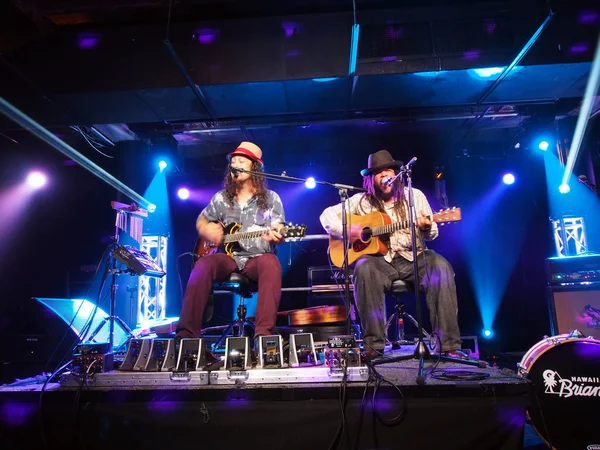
34,298,128,348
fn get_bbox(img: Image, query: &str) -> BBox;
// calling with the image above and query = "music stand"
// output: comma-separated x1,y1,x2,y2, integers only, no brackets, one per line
370,161,485,385
231,167,365,336
87,202,147,351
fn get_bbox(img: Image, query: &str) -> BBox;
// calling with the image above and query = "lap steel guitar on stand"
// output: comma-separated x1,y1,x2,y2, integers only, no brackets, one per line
193,221,307,262
328,208,461,268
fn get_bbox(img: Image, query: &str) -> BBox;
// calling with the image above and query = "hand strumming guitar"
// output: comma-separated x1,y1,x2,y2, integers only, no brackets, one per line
202,222,225,246
347,223,363,243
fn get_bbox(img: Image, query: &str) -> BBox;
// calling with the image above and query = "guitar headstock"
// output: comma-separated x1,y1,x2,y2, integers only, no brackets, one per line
284,223,307,240
432,207,461,225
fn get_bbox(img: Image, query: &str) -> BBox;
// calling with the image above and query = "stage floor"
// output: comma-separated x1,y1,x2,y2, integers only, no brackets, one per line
0,345,531,450
0,344,528,393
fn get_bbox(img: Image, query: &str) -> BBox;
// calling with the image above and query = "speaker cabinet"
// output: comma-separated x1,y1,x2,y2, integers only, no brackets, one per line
548,287,600,336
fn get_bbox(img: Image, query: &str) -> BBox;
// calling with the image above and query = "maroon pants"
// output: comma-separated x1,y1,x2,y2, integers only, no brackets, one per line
176,253,282,338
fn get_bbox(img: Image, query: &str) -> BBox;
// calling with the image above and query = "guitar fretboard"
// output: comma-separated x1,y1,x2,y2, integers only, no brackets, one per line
372,220,414,236
223,227,289,243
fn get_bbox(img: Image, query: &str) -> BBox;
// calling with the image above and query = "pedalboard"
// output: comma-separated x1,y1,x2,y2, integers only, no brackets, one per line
324,347,361,371
73,342,114,375
257,335,284,368
224,337,251,371
328,335,357,348
289,333,319,367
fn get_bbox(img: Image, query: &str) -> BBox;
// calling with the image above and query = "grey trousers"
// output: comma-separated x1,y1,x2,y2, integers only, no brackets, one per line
353,251,461,353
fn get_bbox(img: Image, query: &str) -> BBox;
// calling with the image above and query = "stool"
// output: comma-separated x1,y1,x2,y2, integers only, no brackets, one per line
384,279,430,348
211,272,258,351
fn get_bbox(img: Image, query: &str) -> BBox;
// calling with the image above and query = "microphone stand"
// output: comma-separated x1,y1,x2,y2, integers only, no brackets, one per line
369,163,484,386
233,167,365,336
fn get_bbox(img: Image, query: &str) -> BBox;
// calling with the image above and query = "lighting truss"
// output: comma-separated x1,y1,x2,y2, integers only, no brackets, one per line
551,216,588,257
137,235,168,324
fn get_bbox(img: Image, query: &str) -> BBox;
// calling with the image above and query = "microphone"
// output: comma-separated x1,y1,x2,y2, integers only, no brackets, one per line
230,167,240,178
382,176,396,187
404,157,417,169
381,157,418,187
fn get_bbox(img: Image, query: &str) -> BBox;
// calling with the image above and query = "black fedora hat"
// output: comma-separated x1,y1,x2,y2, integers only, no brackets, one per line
360,150,403,176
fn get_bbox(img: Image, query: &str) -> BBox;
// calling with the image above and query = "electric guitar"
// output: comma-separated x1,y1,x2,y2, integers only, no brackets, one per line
192,222,307,263
328,208,462,268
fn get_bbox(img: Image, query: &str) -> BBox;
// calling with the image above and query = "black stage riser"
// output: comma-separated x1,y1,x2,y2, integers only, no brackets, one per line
1,394,526,450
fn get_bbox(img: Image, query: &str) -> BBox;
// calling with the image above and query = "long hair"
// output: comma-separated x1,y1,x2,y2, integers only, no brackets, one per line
360,172,407,222
223,160,269,212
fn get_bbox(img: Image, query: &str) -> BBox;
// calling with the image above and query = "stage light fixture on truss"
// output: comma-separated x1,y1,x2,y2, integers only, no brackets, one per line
137,234,168,324
150,135,179,172
551,216,588,257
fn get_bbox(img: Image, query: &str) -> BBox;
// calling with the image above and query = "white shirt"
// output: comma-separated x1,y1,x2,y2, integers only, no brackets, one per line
319,187,438,262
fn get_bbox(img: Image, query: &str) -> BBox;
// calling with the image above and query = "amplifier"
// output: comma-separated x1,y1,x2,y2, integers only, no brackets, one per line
546,256,600,335
547,287,600,336
546,255,600,286
307,265,353,293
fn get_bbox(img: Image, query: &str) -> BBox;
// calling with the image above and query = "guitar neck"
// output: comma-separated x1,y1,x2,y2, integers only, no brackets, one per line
371,217,429,237
223,227,286,243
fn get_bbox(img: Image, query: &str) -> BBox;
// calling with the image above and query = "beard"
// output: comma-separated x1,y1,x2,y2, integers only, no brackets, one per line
374,183,394,202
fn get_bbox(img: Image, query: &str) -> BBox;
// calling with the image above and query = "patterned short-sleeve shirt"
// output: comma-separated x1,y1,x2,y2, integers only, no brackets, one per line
200,189,285,269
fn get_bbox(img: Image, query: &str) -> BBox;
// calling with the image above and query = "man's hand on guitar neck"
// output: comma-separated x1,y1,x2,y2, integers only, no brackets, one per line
262,226,284,245
417,209,432,231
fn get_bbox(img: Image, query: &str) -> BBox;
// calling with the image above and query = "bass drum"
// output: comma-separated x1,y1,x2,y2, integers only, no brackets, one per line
518,332,600,450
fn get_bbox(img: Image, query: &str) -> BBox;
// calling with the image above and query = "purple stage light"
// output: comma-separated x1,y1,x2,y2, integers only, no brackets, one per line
77,32,102,50
281,21,297,38
570,43,589,54
193,28,219,44
177,188,190,200
578,10,599,24
464,50,480,60
26,171,47,189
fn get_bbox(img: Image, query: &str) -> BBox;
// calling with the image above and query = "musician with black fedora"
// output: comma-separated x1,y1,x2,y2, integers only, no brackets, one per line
319,149,466,359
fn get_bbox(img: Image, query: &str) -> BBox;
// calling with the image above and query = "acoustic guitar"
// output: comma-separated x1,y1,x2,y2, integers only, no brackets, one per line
192,222,307,262
328,208,462,268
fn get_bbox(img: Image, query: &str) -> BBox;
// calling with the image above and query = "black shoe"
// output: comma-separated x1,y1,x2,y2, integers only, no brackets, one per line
363,347,385,361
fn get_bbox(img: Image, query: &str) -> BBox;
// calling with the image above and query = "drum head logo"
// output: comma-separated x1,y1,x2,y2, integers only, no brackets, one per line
543,369,600,398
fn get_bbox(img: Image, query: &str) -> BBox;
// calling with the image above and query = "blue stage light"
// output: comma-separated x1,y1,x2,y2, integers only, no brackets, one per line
483,329,494,338
305,177,316,189
502,173,515,185
559,183,570,194
538,141,549,151
158,160,168,171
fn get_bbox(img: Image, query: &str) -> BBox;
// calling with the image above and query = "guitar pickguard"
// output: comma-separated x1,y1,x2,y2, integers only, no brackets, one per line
351,239,369,253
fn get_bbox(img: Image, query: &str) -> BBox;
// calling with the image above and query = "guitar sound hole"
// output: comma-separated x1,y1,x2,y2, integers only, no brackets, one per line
360,228,372,241
352,240,368,252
